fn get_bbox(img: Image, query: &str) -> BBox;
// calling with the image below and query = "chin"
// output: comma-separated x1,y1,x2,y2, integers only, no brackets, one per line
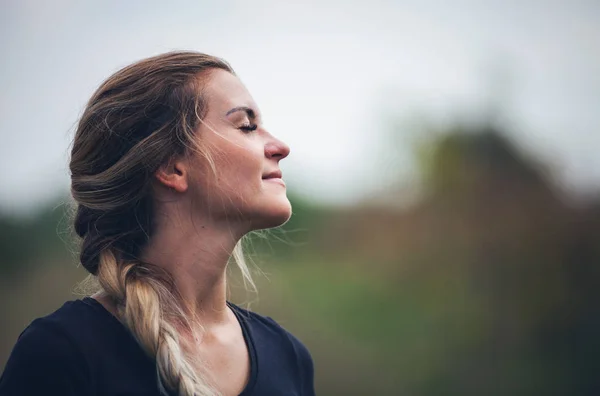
251,197,292,230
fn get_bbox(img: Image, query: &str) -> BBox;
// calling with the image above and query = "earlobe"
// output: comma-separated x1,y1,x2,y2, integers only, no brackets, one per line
154,159,188,193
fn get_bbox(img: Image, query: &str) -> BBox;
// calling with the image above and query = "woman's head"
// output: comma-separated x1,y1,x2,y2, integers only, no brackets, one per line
71,51,291,275
69,51,291,395
152,67,292,234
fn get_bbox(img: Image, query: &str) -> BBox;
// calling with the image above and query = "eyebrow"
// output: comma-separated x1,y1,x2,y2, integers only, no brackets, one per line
225,106,256,119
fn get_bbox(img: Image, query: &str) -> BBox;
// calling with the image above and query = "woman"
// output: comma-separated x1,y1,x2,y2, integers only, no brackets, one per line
0,51,315,396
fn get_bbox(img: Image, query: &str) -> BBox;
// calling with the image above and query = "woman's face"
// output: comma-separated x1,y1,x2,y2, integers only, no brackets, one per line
187,69,292,231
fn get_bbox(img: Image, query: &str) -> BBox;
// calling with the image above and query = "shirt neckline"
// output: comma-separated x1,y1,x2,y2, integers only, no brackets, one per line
80,297,258,395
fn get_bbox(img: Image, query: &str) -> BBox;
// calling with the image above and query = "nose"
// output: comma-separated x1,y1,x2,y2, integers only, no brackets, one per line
265,136,290,161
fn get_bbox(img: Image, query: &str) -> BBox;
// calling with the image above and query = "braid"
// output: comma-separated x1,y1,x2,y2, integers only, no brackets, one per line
96,249,217,395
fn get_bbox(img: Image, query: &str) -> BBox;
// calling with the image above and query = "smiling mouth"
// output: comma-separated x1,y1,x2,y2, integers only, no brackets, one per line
262,169,285,187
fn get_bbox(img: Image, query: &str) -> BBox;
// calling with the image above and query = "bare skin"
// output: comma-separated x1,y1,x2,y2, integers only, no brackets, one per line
93,68,291,395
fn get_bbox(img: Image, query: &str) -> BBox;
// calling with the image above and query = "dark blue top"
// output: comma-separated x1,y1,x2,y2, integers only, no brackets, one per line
0,297,315,396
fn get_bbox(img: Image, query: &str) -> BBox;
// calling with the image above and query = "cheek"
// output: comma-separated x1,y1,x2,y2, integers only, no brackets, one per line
222,143,263,190
202,138,263,203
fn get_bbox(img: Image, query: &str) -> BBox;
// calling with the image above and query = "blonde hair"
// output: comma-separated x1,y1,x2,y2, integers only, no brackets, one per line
70,51,252,395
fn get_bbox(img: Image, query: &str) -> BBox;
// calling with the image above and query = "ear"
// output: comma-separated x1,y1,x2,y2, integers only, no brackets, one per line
154,157,189,193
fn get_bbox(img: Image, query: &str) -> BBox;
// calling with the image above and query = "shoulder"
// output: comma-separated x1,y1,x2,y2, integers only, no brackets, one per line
3,315,81,364
4,299,97,362
230,303,311,349
0,301,94,395
229,303,315,386
8,298,113,353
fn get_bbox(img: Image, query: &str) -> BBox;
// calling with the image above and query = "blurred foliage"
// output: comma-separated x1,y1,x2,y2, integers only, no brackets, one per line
2,123,600,395
0,203,74,277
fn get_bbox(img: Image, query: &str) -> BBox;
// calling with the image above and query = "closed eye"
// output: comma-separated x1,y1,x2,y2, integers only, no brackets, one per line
239,123,258,132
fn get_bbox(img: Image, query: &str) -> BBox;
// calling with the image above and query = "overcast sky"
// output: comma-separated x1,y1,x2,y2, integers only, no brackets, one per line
1,0,599,212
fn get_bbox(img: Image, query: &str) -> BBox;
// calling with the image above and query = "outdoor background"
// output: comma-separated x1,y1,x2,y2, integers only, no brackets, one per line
1,1,600,395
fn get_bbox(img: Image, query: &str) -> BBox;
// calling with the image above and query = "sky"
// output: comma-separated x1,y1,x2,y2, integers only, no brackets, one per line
1,0,599,212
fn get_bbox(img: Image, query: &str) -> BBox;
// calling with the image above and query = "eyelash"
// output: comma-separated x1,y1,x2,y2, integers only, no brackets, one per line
239,123,258,132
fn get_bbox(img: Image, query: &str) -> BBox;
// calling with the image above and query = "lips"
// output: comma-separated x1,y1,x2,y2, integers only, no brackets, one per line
262,170,283,180
262,170,286,187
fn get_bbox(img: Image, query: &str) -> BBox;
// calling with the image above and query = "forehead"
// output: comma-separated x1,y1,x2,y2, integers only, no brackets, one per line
202,69,256,113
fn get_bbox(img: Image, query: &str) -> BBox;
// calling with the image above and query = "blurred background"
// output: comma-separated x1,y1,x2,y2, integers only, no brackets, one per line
1,1,600,395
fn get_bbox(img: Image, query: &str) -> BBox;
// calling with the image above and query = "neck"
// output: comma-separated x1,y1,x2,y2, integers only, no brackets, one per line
140,209,246,327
